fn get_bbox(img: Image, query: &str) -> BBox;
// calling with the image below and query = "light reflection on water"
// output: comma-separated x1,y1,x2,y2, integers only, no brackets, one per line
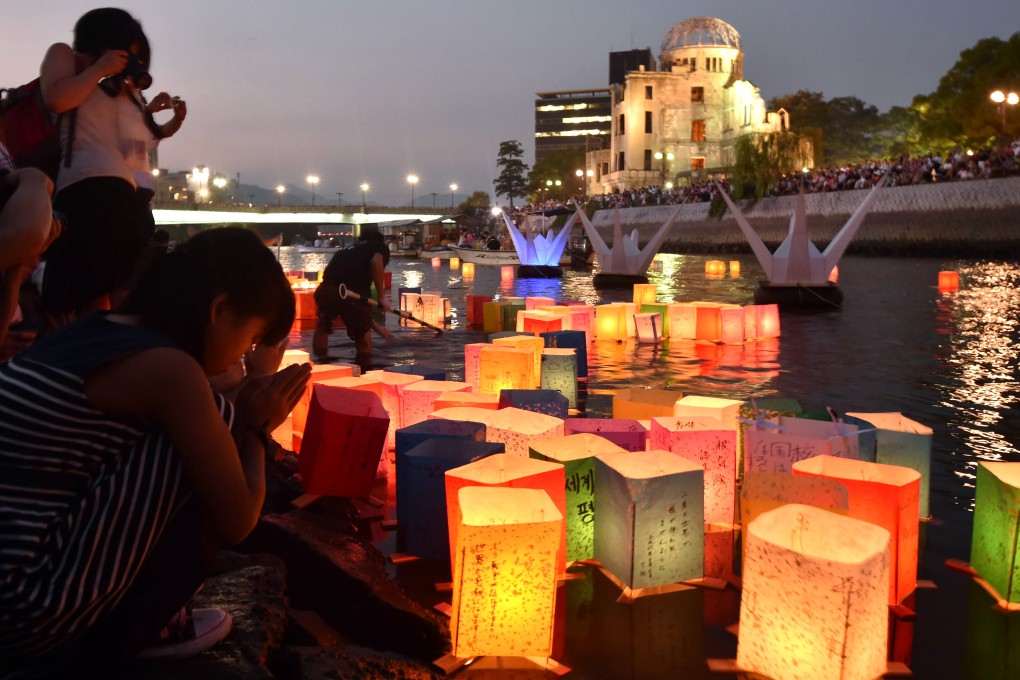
278,247,1020,677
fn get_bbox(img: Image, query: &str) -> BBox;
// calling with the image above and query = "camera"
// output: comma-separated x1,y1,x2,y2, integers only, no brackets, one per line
99,53,152,97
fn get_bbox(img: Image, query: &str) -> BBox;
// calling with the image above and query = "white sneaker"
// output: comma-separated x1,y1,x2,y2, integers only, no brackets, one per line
136,607,233,660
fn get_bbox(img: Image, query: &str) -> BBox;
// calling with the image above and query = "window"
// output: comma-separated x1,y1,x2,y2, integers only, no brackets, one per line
600,162,609,177
617,151,625,172
644,111,652,134
643,149,653,170
618,113,625,135
691,87,704,103
691,157,706,171
645,85,653,100
691,119,706,142
689,58,696,72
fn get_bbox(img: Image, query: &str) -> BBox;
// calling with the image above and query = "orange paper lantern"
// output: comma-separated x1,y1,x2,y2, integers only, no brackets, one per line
460,261,474,277
938,270,959,292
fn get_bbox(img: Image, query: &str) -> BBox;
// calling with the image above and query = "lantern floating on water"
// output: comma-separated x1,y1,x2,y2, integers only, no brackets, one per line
650,415,737,524
540,348,578,408
494,334,545,382
363,369,424,449
477,345,535,394
938,270,959,293
846,411,933,518
564,417,647,452
595,303,628,340
293,375,383,452
460,261,473,277
639,302,669,336
594,450,705,592
449,256,460,269
719,305,745,344
744,416,861,475
705,260,726,277
526,295,556,310
729,260,740,277
400,379,472,428
692,302,722,341
519,310,564,335
737,503,890,680
498,389,569,419
667,303,698,340
465,294,490,327
434,390,499,411
450,486,563,659
481,300,507,334
541,330,588,378
501,265,514,282
793,454,920,605
613,387,680,420
740,470,850,556
673,395,743,430
970,461,1020,609
633,312,663,344
431,405,564,457
632,283,657,306
431,257,441,267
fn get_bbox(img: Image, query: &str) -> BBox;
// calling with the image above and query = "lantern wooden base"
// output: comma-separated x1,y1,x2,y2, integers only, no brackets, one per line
945,559,1020,613
706,659,913,677
432,654,571,677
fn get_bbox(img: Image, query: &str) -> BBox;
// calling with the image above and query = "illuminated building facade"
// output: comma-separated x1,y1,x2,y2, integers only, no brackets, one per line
583,17,800,193
534,88,612,163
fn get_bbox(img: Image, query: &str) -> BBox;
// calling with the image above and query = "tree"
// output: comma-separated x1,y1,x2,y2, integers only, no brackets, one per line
493,140,529,209
730,131,805,199
527,147,585,202
770,90,882,165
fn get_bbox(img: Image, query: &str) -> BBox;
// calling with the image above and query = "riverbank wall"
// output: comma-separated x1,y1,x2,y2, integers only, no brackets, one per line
590,176,1020,258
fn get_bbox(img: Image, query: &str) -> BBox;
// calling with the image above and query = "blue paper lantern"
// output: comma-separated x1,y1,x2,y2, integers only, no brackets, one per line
541,330,588,378
499,389,569,419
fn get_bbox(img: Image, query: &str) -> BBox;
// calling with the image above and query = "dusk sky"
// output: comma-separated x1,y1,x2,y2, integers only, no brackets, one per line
4,1,1019,206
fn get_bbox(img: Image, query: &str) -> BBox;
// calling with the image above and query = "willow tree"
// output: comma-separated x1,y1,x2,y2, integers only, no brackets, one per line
730,131,807,200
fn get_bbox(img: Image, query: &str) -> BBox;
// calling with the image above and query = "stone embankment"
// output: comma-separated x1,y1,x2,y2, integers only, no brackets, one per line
590,176,1020,258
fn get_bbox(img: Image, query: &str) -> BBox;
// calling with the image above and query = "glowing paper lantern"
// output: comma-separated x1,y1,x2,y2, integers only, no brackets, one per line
970,461,1020,608
291,289,317,330
705,260,726,277
384,363,445,381
541,330,588,378
446,453,567,568
650,416,737,524
526,296,556,310
564,417,647,452
397,437,503,559
740,470,850,556
632,283,656,306
673,395,743,430
291,363,356,444
613,387,680,420
395,418,487,458
432,406,564,457
400,379,472,428
539,348,578,408
737,503,890,680
300,386,389,497
520,310,564,335
719,305,745,343
594,450,705,590
482,300,508,334
462,342,488,391
693,302,722,341
595,303,627,340
293,374,382,452
449,256,460,269
493,334,545,383
550,304,595,345
938,270,959,293
633,312,663,343
729,260,740,277
281,348,311,369
498,389,568,419
755,303,781,338
639,302,669,337
363,369,424,448
500,299,526,333
530,434,626,563
431,257,441,267
460,261,474,277
704,523,737,579
400,292,446,327
434,391,499,411
846,411,933,518
744,416,861,475
500,265,514,282
465,294,492,328
450,486,562,658
793,455,920,605
478,345,535,394
665,303,697,340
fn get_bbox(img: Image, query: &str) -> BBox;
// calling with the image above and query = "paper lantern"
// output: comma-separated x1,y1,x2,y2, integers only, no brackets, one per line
434,391,499,411
595,303,627,340
729,260,740,277
673,395,742,430
846,411,933,518
501,265,514,282
291,289,317,330
719,305,745,344
594,450,705,591
395,418,487,458
737,503,890,680
650,416,737,524
639,302,669,337
755,303,781,338
612,387,680,420
363,369,425,449
526,296,556,310
300,386,389,498
970,461,1020,608
793,455,920,605
965,574,1020,678
540,348,578,408
530,433,626,563
281,348,311,369
742,305,759,339
478,345,536,394
400,292,446,327
293,375,383,452
465,294,491,327
564,417,647,452
449,256,460,269
692,302,722,341
632,283,656,306
431,406,564,457
397,437,503,559
460,261,474,277
828,264,840,283
500,299,526,333
704,522,737,579
449,486,562,658
431,257,441,267
462,342,489,391
548,305,594,345
541,330,588,378
705,260,726,277
633,312,663,344
520,310,564,335
493,334,545,384
498,389,568,419
400,379,472,428
938,270,959,293
384,363,446,381
291,363,357,444
446,453,567,568
744,416,861,475
482,300,508,334
740,470,850,556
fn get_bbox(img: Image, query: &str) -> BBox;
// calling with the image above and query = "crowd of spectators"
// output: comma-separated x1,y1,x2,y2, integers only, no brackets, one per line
522,141,1020,213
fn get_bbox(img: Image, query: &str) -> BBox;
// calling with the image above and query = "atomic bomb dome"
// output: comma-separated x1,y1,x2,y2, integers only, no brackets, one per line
660,17,741,54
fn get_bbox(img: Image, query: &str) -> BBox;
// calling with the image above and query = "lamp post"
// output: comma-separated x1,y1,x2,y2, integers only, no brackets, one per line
407,174,419,208
450,183,458,209
276,184,285,206
192,165,209,205
306,174,320,206
990,90,1019,140
212,175,227,204
151,168,161,204
654,151,674,186
359,183,369,212
337,192,343,209
575,169,593,202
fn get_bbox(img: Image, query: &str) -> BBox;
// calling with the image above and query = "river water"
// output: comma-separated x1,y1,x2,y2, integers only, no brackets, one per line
279,247,1020,679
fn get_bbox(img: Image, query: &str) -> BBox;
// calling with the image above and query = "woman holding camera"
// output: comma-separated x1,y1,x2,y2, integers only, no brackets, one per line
39,8,187,317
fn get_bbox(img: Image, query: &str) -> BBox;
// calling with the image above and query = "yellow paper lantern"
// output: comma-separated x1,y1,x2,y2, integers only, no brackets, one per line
493,335,545,384
450,486,563,658
478,345,536,394
449,256,460,269
793,455,920,605
595,303,627,340
692,301,722,341
705,260,726,277
461,261,474,278
462,342,489,391
632,283,657,306
729,260,740,277
434,391,500,411
363,369,424,449
431,405,564,457
737,503,890,680
613,387,680,420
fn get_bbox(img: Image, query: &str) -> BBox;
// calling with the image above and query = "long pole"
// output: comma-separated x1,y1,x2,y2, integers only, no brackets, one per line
337,192,343,209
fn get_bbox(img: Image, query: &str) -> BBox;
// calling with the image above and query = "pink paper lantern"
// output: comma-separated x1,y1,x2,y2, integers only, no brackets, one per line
400,379,472,428
667,303,698,340
363,369,425,449
719,305,745,344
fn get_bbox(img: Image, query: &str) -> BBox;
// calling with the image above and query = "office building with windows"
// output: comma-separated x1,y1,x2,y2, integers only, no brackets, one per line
534,88,612,163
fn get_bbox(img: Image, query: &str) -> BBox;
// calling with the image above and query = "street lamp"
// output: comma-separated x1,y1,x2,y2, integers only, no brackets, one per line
407,174,419,208
336,192,343,209
990,90,1019,137
276,184,285,206
359,182,369,211
191,165,209,204
306,174,320,206
654,151,674,186
449,183,458,209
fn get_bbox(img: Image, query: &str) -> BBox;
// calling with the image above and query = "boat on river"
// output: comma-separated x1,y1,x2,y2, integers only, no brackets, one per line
296,244,341,254
446,245,572,266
